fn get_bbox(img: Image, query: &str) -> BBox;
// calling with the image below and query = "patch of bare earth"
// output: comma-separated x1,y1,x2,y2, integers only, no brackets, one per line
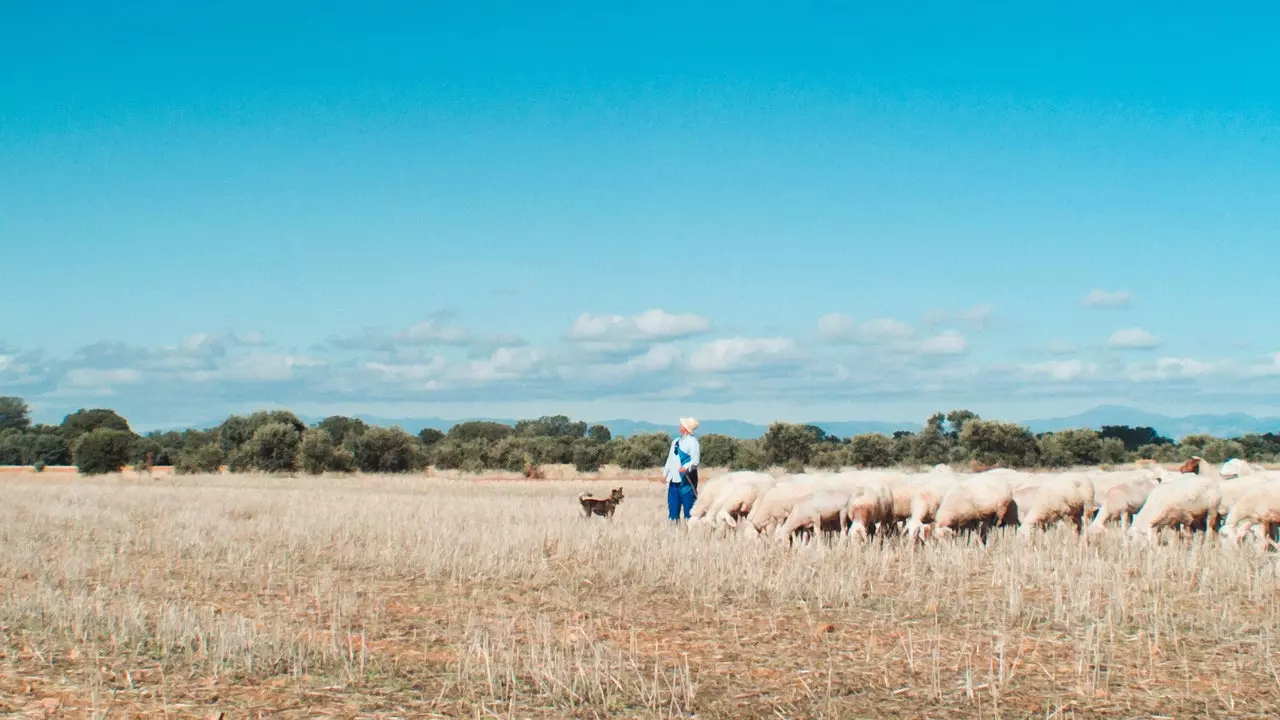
2,471,1280,718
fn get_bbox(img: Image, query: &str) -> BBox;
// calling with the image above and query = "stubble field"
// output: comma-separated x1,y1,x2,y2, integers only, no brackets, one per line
2,470,1280,718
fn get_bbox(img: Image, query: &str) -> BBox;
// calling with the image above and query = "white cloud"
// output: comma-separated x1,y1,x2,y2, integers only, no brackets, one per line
182,354,324,383
688,338,799,373
64,368,143,388
918,330,968,356
396,320,471,345
818,315,915,344
363,357,448,385
956,304,994,330
1107,328,1160,350
1022,359,1098,382
452,347,543,382
567,309,711,345
1125,357,1221,382
573,344,683,383
329,316,523,353
1083,289,1132,309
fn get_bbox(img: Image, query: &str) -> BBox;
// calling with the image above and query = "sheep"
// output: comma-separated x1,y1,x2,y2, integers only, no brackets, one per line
774,487,854,544
1016,472,1095,534
1087,475,1162,533
1216,476,1274,528
1221,458,1255,479
934,472,1014,542
1127,474,1223,542
832,473,895,538
706,473,778,529
1219,480,1280,547
687,470,773,525
902,474,961,540
1004,484,1041,527
744,476,823,535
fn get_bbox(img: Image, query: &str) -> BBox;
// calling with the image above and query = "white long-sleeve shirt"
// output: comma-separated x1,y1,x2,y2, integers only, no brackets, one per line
663,434,700,484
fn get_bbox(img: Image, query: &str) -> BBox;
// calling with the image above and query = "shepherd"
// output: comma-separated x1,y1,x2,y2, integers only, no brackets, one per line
663,417,701,522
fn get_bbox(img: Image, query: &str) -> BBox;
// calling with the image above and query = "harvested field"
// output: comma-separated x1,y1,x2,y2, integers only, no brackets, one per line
2,471,1280,718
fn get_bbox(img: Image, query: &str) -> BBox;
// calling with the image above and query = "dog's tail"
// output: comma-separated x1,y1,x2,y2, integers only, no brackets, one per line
578,492,590,502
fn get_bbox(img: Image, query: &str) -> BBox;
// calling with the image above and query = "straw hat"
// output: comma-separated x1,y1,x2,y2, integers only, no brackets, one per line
679,417,699,433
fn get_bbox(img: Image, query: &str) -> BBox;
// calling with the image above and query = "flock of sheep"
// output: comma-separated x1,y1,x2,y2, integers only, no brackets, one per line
681,456,1280,547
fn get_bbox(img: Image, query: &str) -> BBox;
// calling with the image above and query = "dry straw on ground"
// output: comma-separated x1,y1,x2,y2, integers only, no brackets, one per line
2,470,1279,718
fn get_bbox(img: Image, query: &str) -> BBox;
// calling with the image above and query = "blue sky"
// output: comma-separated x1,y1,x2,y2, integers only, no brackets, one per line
3,2,1280,430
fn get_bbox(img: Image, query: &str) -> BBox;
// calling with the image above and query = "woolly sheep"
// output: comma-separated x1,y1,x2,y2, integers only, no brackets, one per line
1219,480,1280,546
774,487,854,543
934,472,1014,541
1127,474,1223,542
707,473,778,529
744,476,822,535
831,473,895,537
1016,472,1095,534
687,470,772,525
902,474,960,540
1217,476,1274,523
1087,475,1161,533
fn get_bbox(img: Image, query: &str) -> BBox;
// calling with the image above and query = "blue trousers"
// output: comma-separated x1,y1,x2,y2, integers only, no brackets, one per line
667,480,696,521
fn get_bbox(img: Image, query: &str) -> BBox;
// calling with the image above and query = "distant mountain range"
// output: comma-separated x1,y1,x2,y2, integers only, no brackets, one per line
162,405,1280,441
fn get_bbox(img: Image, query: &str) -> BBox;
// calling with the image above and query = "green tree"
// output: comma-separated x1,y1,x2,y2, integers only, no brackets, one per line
61,408,131,439
298,428,354,474
243,422,302,473
848,433,896,467
351,427,421,473
698,433,739,467
944,409,981,438
811,443,850,470
515,414,587,438
959,419,1038,467
762,422,824,467
1098,437,1128,464
417,427,446,446
175,444,225,474
571,439,604,472
72,428,135,475
0,397,31,431
1099,425,1172,452
587,424,612,443
1036,428,1103,467
317,415,369,445
729,439,769,471
447,420,515,442
907,414,954,466
611,432,673,469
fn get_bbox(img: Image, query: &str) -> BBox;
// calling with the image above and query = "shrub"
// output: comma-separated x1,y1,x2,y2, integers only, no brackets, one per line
176,444,225,474
350,427,421,473
243,422,302,473
299,429,350,475
72,428,135,475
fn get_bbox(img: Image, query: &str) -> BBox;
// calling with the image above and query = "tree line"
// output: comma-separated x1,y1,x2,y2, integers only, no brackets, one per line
2,397,1278,477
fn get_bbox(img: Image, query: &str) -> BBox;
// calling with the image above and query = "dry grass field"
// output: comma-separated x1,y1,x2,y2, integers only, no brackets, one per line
3,470,1280,718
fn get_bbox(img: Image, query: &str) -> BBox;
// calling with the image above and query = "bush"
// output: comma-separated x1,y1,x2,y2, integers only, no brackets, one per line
350,427,421,473
299,429,354,474
72,428,135,475
698,434,739,467
176,444,225,474
730,439,769,471
572,440,603,473
242,422,302,473
848,433,895,468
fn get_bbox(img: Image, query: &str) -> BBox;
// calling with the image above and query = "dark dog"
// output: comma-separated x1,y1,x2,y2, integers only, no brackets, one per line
579,487,624,518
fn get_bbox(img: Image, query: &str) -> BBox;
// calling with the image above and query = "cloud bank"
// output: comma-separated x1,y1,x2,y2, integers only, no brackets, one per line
5,304,1279,429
